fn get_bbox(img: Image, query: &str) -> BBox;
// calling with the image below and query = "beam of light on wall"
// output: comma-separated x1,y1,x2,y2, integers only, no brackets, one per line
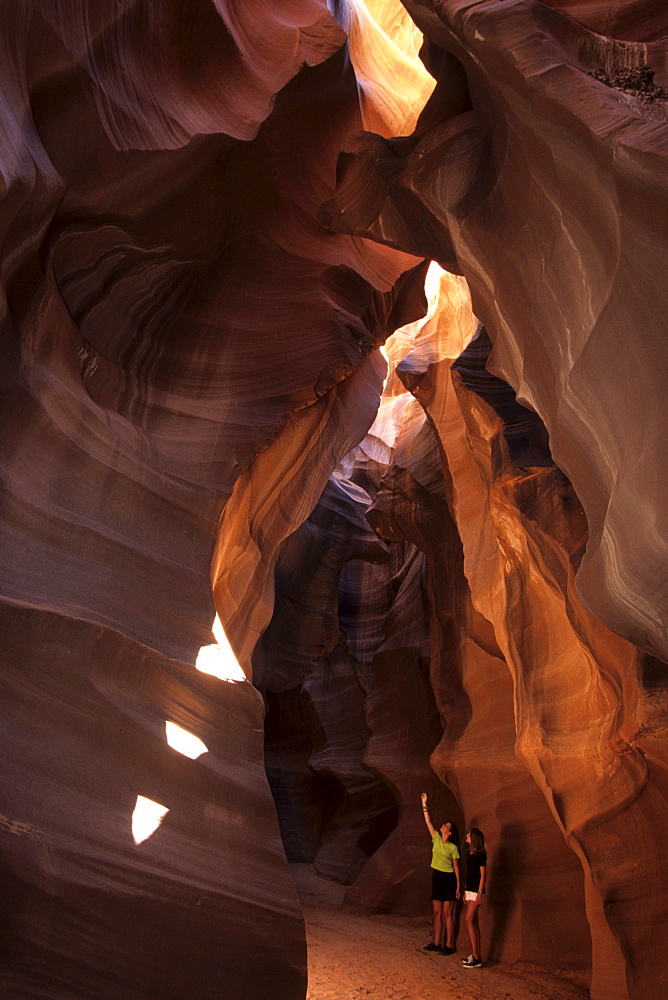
131,796,169,845
379,343,390,392
165,721,208,759
195,615,247,683
424,259,445,303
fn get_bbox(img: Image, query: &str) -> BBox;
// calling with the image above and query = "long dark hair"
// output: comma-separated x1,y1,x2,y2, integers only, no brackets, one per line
448,822,460,850
467,827,485,854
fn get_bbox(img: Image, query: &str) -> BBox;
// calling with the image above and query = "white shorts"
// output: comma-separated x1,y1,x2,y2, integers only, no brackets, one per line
464,890,481,902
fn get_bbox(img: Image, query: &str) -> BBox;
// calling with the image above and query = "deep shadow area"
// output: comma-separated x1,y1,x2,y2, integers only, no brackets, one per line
264,686,399,880
453,328,553,466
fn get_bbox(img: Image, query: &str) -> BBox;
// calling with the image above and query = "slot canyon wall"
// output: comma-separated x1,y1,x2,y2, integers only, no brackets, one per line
0,3,665,1000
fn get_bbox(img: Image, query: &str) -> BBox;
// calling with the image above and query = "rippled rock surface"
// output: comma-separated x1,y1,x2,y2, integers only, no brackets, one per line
322,0,668,662
1,3,666,1000
0,3,428,997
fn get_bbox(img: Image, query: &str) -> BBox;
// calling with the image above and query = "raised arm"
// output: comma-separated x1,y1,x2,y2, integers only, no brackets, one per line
421,792,435,837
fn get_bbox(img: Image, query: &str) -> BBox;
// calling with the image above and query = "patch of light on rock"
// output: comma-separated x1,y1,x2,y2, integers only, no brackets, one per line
131,796,169,845
165,721,208,759
424,259,445,302
195,615,247,683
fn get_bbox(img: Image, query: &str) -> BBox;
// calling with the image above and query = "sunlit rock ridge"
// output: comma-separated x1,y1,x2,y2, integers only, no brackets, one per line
0,2,665,1000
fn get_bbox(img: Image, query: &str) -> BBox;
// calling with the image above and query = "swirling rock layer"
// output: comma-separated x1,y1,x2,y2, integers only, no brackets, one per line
0,3,427,998
1,3,666,1000
323,0,668,662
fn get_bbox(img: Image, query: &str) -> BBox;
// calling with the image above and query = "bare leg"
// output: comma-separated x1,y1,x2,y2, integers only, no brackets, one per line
432,899,444,946
443,900,455,949
464,900,481,959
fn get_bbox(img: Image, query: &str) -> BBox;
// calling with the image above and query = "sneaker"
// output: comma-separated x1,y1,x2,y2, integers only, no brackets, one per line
462,956,482,968
439,945,455,955
423,942,440,952
461,955,474,963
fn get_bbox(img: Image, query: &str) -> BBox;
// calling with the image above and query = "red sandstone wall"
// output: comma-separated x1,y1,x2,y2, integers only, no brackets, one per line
0,3,665,999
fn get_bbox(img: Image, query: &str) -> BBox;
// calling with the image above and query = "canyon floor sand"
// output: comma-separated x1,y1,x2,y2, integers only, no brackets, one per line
293,866,590,1000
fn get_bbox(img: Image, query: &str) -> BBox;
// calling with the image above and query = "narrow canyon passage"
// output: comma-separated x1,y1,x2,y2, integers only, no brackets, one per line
0,2,665,1000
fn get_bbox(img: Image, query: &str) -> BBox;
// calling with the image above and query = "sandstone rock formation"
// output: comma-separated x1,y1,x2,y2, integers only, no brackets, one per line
0,3,426,997
0,3,666,1000
322,0,668,664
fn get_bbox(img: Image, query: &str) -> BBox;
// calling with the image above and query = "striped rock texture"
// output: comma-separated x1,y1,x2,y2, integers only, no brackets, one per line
0,3,665,1000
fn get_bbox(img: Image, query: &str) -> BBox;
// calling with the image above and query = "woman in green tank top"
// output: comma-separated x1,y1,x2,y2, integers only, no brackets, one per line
421,792,461,955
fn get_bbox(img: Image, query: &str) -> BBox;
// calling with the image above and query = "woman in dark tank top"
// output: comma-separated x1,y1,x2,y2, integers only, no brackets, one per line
462,827,487,968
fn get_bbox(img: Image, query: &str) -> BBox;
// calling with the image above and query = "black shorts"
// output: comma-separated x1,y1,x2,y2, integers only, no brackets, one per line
431,869,457,901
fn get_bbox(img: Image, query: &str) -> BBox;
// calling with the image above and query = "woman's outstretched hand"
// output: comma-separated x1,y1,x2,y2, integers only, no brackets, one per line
421,792,427,806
